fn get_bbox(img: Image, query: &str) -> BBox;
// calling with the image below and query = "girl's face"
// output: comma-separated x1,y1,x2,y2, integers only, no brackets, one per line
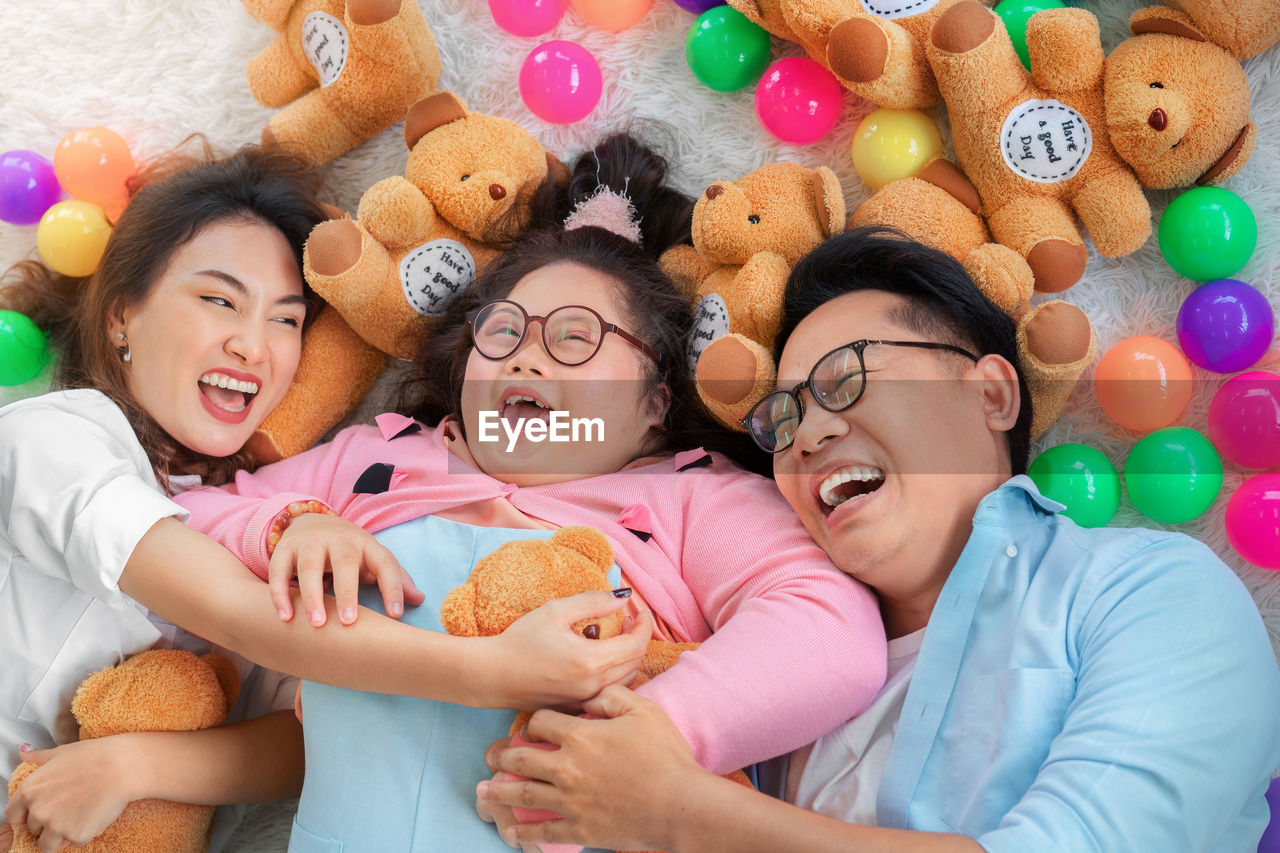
110,218,306,459
460,261,668,486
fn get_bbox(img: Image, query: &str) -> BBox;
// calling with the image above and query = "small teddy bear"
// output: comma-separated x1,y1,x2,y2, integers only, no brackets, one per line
241,0,441,165
247,90,565,461
6,650,240,853
923,2,1261,293
659,162,846,431
726,0,986,109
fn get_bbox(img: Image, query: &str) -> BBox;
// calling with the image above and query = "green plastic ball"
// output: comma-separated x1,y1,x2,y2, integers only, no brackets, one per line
0,309,50,386
995,0,1065,70
1028,443,1121,528
1124,427,1224,524
1157,186,1257,282
685,6,772,93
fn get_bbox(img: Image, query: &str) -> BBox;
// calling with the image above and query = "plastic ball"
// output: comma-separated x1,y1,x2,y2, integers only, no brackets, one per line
0,310,50,386
0,150,62,226
673,0,723,11
519,41,603,124
1157,186,1257,282
685,6,771,93
1225,474,1280,570
1027,443,1121,528
995,0,1065,70
850,108,943,189
1176,279,1275,374
35,199,112,277
1208,371,1280,470
52,127,134,222
489,0,567,37
754,57,843,145
1123,427,1223,524
1094,336,1193,433
1261,778,1280,853
571,0,652,31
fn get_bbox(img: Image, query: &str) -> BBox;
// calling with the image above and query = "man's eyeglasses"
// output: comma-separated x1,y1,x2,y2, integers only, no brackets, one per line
466,299,660,367
742,339,979,453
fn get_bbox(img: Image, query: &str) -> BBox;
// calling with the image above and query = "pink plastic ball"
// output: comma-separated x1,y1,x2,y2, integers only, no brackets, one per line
1226,474,1280,570
489,0,567,38
1208,370,1280,470
754,57,844,145
519,40,603,124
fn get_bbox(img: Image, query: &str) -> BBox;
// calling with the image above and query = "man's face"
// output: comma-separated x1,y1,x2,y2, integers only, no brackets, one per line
772,290,1016,610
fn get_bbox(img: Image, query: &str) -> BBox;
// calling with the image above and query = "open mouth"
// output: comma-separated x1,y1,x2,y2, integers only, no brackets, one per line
499,392,552,425
199,372,259,415
819,465,885,512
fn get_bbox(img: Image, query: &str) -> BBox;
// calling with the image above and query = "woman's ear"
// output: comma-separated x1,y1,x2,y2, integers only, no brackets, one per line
646,383,673,431
107,299,128,340
970,353,1021,432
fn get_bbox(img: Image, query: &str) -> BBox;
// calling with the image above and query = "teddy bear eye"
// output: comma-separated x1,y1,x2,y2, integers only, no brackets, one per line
582,624,600,639
748,215,760,224
1150,82,1164,89
461,174,471,181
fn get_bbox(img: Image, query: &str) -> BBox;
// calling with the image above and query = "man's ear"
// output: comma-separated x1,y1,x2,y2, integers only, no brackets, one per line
970,353,1021,432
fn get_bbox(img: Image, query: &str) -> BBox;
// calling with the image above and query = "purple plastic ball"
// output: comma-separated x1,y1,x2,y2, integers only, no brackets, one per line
1176,279,1275,373
672,0,723,12
0,150,61,226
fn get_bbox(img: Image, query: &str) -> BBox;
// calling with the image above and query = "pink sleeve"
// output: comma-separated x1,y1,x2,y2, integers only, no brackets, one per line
634,472,888,775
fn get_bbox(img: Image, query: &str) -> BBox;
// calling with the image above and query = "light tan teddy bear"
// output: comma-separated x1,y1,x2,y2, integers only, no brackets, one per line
242,0,441,165
6,650,240,853
660,162,845,431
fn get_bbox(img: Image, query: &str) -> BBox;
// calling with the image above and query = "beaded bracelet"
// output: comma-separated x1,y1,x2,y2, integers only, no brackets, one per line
265,500,335,557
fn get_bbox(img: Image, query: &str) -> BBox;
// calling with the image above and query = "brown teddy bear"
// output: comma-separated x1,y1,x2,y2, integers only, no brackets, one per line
1158,0,1280,62
923,2,1262,293
659,162,846,431
6,650,240,853
247,90,565,462
241,0,441,165
851,163,1096,437
726,0,987,109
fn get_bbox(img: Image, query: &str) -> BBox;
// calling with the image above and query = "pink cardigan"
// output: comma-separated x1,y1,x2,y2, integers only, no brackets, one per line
176,417,887,774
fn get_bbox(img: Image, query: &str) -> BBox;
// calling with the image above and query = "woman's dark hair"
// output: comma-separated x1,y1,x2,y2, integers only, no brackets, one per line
398,132,768,475
0,140,331,488
776,226,1033,474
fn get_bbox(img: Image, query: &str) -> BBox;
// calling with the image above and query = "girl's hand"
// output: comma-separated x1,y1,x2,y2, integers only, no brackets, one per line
477,591,653,711
475,738,542,853
269,513,425,627
4,738,138,852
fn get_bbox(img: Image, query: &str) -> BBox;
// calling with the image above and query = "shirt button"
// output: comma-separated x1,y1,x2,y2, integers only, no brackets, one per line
1005,544,1018,558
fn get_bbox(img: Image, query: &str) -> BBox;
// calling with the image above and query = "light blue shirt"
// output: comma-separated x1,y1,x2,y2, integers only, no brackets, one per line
877,477,1280,851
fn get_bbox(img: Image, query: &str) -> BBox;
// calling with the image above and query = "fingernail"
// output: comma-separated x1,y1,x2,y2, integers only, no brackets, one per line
278,608,291,621
309,610,325,626
477,780,490,798
611,587,632,598
341,607,356,623
389,601,403,617
19,742,31,752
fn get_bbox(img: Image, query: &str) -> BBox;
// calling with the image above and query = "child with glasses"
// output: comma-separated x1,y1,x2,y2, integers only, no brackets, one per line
173,134,889,851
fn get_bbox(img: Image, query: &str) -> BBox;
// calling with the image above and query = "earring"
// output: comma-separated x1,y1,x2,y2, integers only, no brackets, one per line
113,332,131,363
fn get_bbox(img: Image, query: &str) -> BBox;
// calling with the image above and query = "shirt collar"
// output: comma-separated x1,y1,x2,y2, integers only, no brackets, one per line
974,475,1066,524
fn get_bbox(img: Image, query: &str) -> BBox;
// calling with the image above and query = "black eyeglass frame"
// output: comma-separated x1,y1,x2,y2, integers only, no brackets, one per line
741,338,980,454
465,299,661,366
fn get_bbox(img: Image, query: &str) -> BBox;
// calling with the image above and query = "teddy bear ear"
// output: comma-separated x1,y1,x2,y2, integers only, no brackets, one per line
1196,122,1256,186
551,526,615,574
201,653,242,716
440,583,480,636
546,152,572,186
404,91,469,150
1128,6,1207,42
812,167,846,239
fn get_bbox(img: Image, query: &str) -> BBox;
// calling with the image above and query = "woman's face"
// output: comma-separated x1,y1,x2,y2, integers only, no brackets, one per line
110,218,306,458
460,261,668,486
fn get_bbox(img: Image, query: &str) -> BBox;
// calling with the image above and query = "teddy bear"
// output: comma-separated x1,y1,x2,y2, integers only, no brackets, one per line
1158,0,1280,61
659,162,846,431
725,0,988,109
850,161,1096,438
241,0,441,165
921,2,1263,294
247,90,565,462
6,650,240,853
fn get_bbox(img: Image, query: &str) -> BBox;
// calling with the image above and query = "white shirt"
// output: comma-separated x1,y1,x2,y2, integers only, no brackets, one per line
0,389,296,849
786,627,925,825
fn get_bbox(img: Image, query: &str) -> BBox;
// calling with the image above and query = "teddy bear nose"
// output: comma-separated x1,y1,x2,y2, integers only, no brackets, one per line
1148,109,1168,131
583,624,600,639
705,185,724,200
489,184,507,200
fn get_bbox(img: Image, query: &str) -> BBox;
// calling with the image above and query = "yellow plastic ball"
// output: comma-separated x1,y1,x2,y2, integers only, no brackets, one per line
850,108,943,189
36,199,112,277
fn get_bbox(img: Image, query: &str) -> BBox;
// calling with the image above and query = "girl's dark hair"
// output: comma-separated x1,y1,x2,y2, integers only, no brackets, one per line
0,140,331,488
398,132,768,475
776,226,1033,474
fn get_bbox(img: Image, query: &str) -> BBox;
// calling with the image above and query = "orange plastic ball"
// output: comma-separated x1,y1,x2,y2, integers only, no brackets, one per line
53,127,135,222
570,0,652,31
1094,336,1193,433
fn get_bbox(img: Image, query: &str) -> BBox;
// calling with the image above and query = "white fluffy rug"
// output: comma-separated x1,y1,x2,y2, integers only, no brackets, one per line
2,0,1278,847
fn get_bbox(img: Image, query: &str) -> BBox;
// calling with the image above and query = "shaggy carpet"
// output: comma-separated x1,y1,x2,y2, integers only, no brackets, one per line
2,0,1277,849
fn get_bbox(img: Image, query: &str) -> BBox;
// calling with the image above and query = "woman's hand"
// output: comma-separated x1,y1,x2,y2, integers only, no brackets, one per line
4,738,139,852
269,512,425,627
475,737,543,853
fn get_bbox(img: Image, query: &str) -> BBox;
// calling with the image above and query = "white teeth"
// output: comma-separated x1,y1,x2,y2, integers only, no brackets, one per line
503,394,548,408
819,466,885,508
200,373,259,395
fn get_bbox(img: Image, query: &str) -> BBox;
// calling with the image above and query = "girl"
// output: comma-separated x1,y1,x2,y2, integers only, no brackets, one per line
0,144,645,851
176,135,889,851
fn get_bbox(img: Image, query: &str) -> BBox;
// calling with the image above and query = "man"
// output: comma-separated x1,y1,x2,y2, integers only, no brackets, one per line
479,228,1280,852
